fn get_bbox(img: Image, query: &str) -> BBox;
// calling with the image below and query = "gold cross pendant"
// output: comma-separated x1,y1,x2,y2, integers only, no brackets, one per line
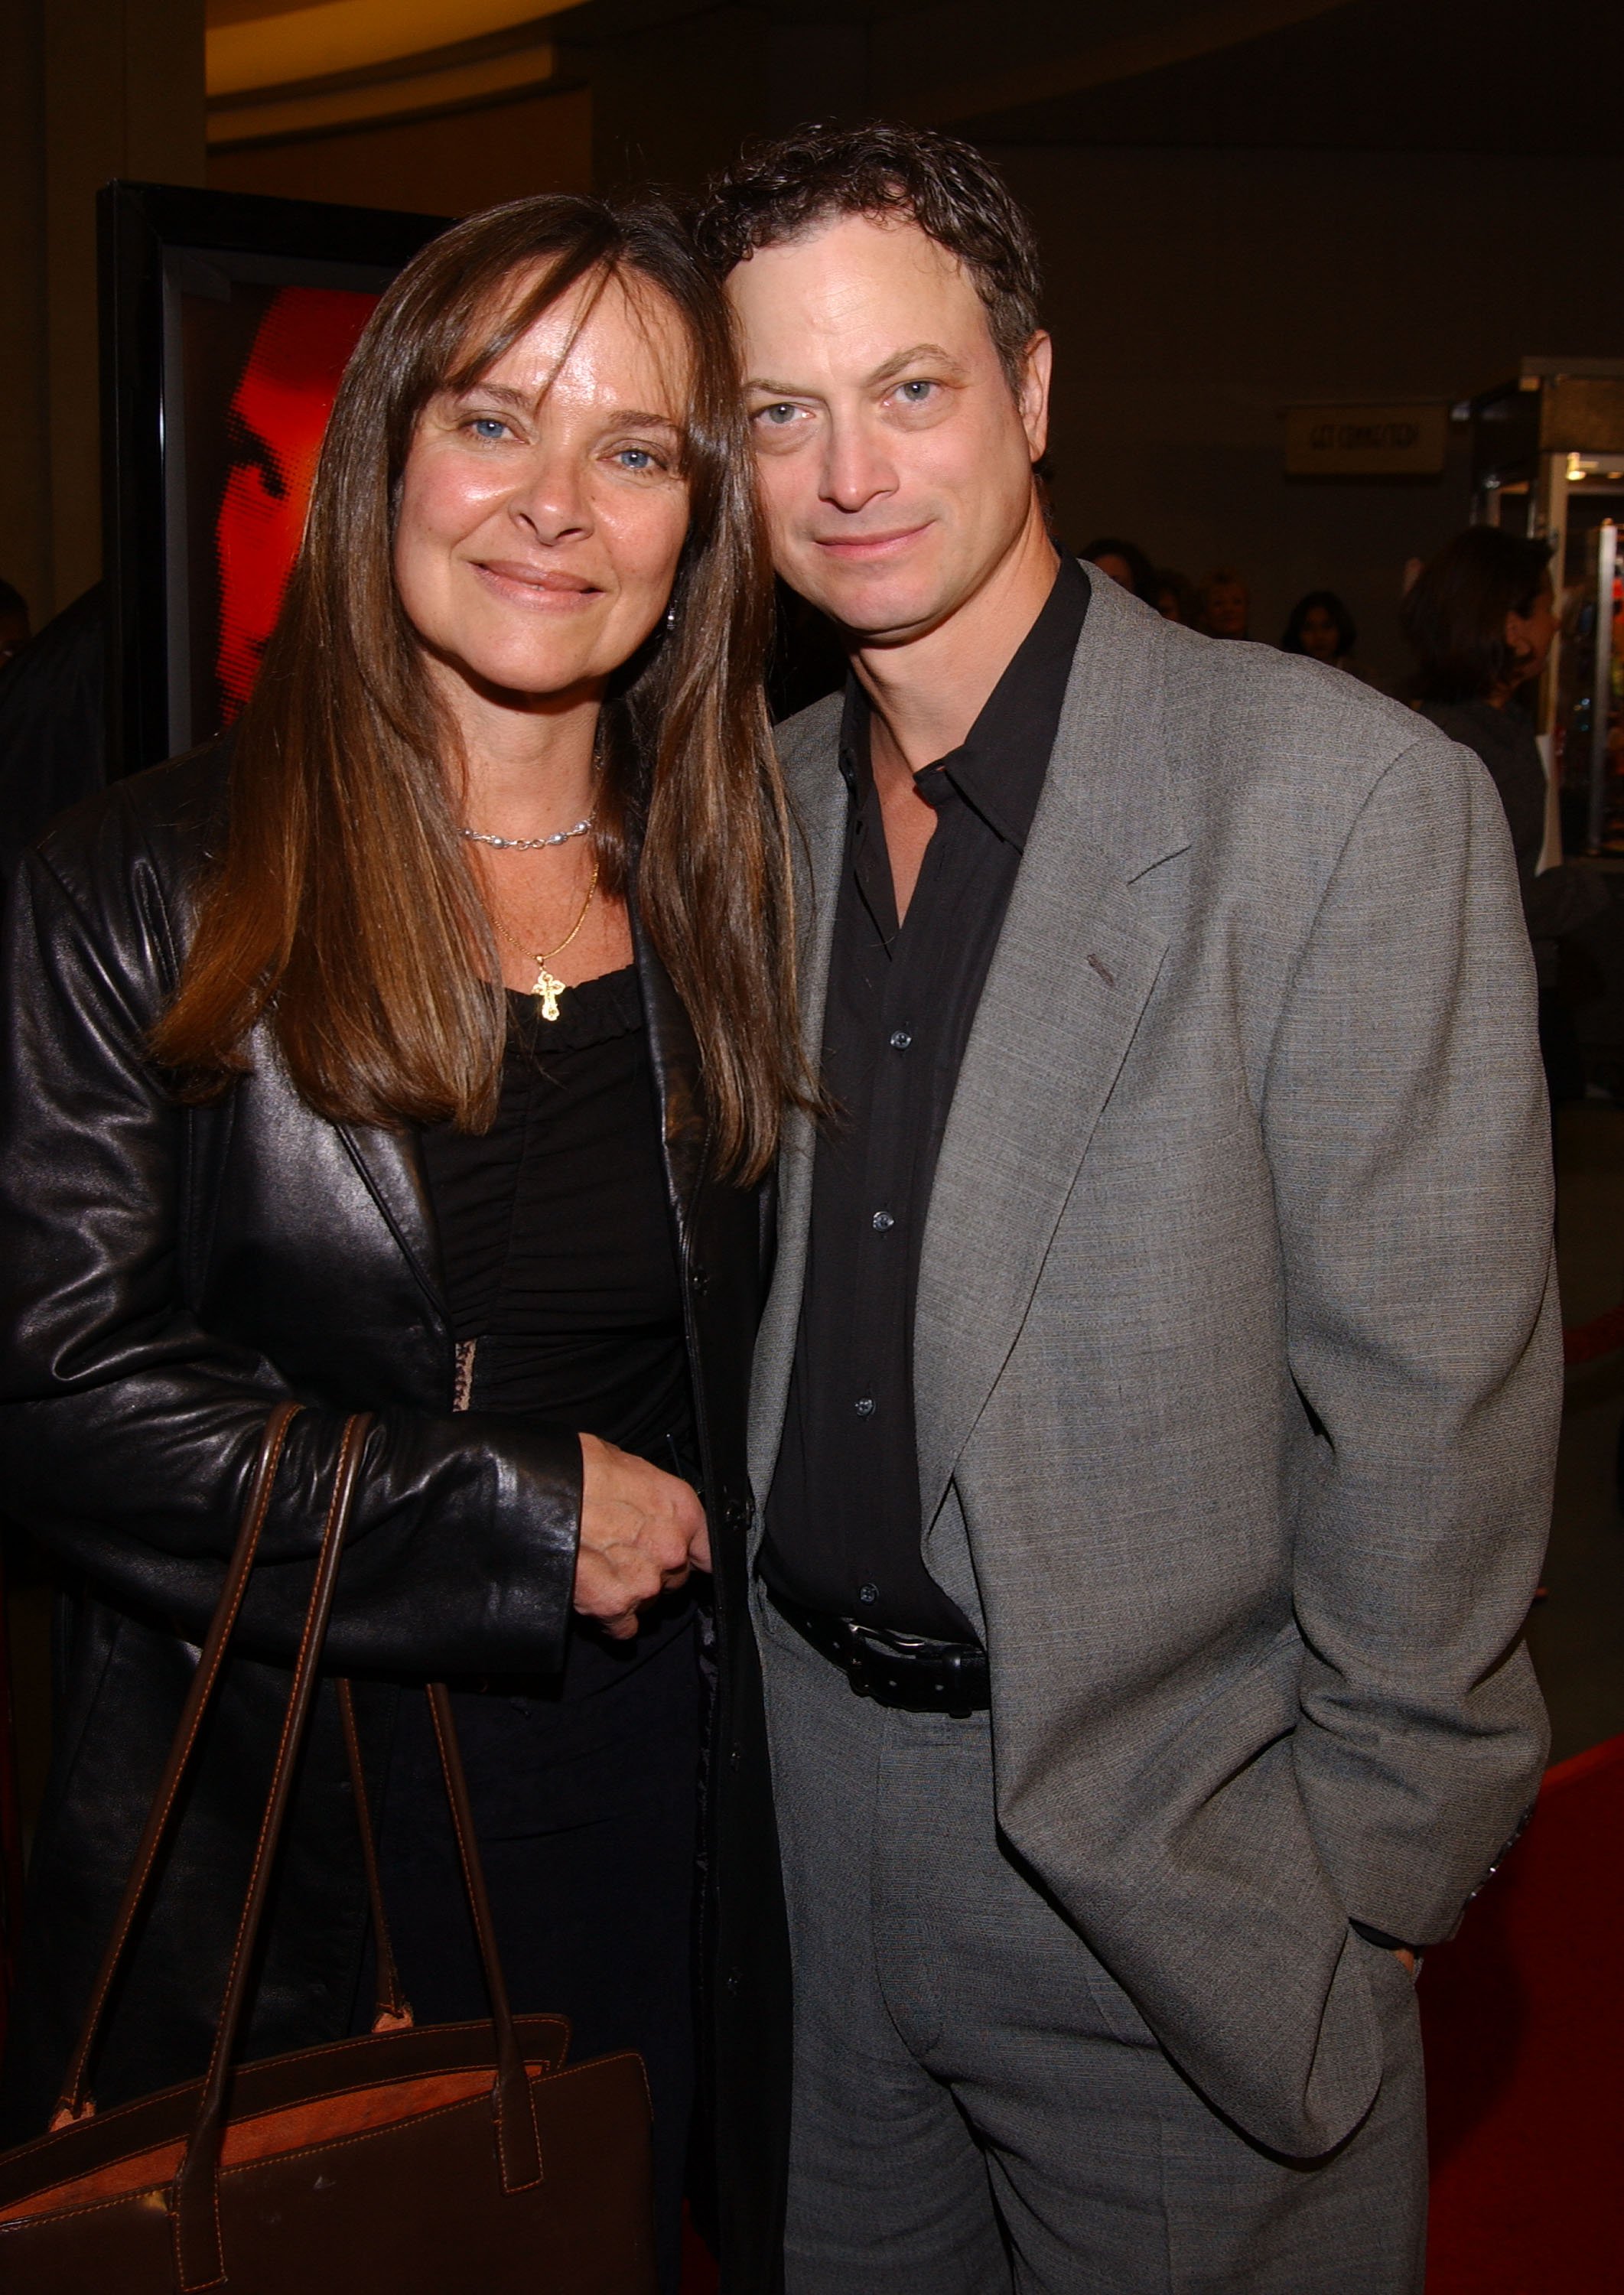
532,964,567,1022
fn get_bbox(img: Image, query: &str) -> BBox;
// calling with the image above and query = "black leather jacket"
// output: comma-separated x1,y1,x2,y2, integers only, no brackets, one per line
0,746,789,2288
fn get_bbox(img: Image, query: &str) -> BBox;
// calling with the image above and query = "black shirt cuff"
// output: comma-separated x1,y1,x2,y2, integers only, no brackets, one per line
1350,1918,1419,1956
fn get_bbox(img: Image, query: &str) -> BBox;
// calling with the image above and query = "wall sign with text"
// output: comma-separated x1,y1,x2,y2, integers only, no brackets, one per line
1284,404,1447,478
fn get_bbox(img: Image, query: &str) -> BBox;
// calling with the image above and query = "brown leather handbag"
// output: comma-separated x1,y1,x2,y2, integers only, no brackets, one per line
0,1406,658,2292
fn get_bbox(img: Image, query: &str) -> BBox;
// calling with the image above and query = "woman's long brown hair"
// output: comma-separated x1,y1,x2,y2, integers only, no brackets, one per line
154,195,812,1182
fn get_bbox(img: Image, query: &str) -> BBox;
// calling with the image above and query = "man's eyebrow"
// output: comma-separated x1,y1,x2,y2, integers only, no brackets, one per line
744,344,967,398
865,342,964,388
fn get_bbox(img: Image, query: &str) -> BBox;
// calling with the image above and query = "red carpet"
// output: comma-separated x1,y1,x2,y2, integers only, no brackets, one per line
1420,1733,1624,2292
680,2206,720,2293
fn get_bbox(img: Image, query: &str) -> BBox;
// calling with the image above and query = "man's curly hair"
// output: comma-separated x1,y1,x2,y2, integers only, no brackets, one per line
691,120,1044,396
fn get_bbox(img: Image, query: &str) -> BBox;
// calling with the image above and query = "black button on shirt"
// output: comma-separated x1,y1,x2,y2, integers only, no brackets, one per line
762,555,1090,1639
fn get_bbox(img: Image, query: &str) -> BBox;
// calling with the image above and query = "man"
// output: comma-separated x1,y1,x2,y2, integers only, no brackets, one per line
695,123,1557,2293
1199,563,1251,638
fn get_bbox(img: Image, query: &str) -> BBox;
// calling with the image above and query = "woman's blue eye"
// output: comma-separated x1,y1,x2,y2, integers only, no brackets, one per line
617,448,654,470
760,404,798,426
470,416,507,441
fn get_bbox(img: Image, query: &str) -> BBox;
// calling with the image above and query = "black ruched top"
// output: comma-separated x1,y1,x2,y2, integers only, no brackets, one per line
419,967,696,1687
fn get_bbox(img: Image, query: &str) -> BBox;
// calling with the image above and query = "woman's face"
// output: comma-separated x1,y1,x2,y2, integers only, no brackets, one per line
1298,604,1342,662
395,269,693,709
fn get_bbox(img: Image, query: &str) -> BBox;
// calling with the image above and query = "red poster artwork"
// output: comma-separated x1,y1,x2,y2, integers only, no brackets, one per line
214,287,376,719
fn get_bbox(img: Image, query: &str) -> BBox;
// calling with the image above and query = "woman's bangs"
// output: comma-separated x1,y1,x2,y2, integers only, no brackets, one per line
440,241,612,402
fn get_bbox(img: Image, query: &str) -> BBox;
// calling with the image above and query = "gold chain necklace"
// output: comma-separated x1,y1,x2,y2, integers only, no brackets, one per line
492,859,600,1021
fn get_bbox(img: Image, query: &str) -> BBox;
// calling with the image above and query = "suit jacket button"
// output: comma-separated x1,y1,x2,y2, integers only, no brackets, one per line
724,1496,753,1529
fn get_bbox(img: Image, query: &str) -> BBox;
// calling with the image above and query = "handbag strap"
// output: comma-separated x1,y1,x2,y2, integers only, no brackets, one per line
172,1411,373,2290
321,1686,541,2178
50,1401,302,2130
334,1679,413,2032
425,1683,542,2194
50,1399,542,2287
170,1420,544,2289
334,1679,546,2079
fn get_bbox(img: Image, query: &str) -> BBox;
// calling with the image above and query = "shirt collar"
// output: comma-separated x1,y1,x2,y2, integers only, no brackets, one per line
837,552,1089,851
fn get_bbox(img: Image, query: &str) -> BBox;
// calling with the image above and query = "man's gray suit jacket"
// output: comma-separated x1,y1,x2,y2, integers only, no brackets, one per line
747,565,1559,2162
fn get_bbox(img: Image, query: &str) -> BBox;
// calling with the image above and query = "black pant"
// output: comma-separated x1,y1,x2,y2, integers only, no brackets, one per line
367,1618,702,2294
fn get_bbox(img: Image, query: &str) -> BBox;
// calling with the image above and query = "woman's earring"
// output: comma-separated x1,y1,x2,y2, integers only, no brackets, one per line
665,601,678,631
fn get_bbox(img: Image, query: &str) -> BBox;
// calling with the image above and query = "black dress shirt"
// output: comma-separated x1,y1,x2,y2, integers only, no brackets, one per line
762,553,1089,1639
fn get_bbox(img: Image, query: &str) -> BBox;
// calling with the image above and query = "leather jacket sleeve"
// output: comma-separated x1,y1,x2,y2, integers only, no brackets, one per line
0,796,582,1679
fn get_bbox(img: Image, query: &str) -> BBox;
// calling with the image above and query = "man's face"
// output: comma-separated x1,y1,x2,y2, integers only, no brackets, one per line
1204,580,1249,640
726,213,1050,646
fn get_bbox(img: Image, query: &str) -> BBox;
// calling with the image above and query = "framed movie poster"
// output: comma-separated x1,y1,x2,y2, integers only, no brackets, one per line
99,181,448,777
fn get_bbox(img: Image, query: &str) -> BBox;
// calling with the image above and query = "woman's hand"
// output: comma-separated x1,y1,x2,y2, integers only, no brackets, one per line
574,1432,711,1639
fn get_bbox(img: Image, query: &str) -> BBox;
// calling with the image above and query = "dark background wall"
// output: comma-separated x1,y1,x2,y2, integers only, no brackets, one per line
996,142,1622,687
201,0,1624,692
210,85,592,217
2,0,205,625
3,0,1622,647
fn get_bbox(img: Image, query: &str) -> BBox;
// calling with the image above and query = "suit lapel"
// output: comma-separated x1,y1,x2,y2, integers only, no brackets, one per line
747,705,848,1506
913,577,1189,1526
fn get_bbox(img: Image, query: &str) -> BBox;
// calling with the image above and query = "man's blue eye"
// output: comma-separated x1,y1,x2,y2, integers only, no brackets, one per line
899,381,933,403
763,404,798,425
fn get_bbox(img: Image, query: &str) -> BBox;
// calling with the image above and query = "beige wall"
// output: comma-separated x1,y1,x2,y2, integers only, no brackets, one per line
996,142,1623,689
0,0,205,627
209,85,592,220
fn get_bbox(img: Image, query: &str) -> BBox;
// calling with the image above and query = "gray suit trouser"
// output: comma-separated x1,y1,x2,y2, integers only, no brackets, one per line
757,1596,1428,2295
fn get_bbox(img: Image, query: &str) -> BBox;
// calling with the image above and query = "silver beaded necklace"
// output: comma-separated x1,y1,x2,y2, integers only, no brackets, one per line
460,816,594,852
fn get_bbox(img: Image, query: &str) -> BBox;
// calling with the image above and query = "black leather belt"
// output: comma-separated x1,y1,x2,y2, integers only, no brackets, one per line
770,1591,990,1715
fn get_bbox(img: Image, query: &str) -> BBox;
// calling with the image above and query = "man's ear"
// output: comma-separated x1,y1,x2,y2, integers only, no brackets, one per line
1019,331,1053,462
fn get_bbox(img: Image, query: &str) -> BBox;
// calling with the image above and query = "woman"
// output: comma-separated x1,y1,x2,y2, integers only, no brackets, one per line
1401,526,1606,1099
0,196,808,2291
1152,566,1199,627
1281,588,1359,673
